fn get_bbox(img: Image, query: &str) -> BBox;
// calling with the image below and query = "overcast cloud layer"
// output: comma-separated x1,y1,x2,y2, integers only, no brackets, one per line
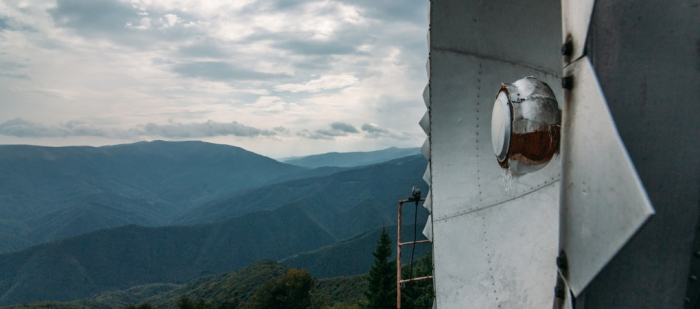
0,0,428,157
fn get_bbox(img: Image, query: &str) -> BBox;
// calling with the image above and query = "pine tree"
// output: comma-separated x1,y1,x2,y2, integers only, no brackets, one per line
361,226,396,309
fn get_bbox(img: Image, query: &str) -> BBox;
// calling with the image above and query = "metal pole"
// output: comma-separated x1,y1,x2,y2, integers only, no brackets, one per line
397,200,402,309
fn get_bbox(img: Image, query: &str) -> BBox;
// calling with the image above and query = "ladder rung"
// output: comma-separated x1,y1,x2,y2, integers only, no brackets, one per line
399,275,433,284
399,239,431,246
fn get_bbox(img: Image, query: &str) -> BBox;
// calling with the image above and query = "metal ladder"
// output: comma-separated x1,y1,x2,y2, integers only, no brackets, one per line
397,198,432,309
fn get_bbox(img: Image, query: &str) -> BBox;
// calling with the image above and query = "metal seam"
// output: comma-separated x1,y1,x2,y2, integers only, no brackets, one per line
434,179,560,223
432,46,560,78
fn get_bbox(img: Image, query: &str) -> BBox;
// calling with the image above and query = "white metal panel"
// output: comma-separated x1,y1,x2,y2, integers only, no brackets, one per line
561,0,595,64
430,48,561,309
430,51,561,223
430,0,561,75
560,57,655,296
433,183,559,308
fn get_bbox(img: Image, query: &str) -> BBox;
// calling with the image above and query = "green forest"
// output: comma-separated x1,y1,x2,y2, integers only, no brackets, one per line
5,228,433,309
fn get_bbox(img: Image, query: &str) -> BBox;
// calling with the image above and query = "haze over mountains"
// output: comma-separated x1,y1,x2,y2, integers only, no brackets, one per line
0,141,429,306
0,141,303,253
282,147,420,168
0,142,420,254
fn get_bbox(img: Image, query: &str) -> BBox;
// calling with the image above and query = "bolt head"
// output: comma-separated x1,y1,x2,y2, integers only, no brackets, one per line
561,76,574,90
690,275,698,282
561,41,573,57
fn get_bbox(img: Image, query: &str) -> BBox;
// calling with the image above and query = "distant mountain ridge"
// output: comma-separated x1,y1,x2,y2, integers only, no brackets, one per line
282,147,421,168
0,155,429,306
0,141,304,253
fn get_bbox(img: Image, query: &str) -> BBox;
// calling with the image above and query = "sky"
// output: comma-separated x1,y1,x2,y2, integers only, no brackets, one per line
0,0,429,158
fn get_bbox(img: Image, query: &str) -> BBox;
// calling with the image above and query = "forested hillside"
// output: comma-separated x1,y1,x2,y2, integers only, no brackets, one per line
0,154,429,306
0,141,304,253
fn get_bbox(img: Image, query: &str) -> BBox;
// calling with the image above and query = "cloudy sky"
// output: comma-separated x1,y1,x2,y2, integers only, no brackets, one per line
0,0,429,158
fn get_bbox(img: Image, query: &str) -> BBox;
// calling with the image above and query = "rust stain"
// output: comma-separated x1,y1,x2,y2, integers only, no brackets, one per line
498,126,560,168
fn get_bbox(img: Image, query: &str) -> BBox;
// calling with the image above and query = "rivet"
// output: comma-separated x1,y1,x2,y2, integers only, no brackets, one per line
694,251,700,258
561,76,574,90
690,275,698,282
685,297,691,303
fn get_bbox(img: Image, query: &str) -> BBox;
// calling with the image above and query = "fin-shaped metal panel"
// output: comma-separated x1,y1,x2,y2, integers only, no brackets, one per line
422,215,433,241
560,57,654,296
423,190,432,213
421,137,431,160
561,0,595,65
422,83,430,108
425,58,430,79
422,163,431,185
420,111,430,135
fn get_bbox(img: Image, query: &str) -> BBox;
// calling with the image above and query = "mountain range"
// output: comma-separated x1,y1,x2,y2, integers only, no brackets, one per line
0,141,305,253
0,141,429,306
282,147,420,168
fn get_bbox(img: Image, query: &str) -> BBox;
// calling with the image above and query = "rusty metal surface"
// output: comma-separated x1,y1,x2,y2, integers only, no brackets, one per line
494,77,561,173
400,275,434,284
560,56,654,296
573,1,700,307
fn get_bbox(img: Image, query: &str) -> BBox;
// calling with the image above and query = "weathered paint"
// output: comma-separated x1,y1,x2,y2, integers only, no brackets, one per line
428,0,562,307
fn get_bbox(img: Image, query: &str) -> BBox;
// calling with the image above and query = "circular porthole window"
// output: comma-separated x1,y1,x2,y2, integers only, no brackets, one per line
490,77,561,175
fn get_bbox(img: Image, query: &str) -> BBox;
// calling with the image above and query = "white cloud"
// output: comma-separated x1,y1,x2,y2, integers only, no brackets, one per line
160,14,179,28
0,118,279,139
274,74,358,93
0,0,429,156
126,17,152,30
